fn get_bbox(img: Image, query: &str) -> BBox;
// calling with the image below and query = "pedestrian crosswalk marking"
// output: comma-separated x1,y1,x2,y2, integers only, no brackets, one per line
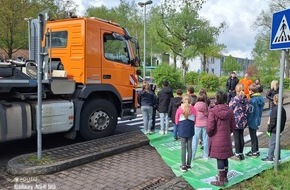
118,115,263,146
273,15,290,44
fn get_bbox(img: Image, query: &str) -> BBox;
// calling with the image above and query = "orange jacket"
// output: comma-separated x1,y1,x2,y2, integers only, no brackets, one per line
239,78,253,99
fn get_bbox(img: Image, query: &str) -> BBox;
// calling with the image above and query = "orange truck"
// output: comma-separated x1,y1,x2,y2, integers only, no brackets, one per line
0,15,140,142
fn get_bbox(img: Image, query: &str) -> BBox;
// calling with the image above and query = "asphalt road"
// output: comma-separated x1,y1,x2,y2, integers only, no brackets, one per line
1,103,290,168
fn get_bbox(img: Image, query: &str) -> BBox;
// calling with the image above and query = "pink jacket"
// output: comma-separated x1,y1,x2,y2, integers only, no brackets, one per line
194,101,208,127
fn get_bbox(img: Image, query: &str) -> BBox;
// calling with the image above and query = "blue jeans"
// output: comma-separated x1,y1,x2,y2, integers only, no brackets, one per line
173,124,178,138
141,106,153,133
159,113,169,132
192,126,209,159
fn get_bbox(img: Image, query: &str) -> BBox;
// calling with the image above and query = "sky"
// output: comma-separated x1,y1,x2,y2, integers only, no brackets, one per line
73,0,269,59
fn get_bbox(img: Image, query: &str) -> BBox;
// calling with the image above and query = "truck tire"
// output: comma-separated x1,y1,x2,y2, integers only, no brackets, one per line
80,99,118,140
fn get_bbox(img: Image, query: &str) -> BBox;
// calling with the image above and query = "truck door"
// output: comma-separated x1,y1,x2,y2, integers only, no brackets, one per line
101,31,136,101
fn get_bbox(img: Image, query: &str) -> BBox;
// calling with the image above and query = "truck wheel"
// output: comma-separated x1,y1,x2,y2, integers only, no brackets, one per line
80,99,118,140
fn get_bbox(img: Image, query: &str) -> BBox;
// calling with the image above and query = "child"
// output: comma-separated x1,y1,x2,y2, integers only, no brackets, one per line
175,94,197,172
206,91,235,186
229,84,249,160
168,89,183,140
192,94,209,159
262,94,287,162
246,84,265,157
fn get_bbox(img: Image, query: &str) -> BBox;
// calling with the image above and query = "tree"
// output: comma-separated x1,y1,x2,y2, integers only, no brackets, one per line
0,0,77,59
252,36,280,78
222,55,242,75
149,0,226,74
254,0,290,77
86,0,142,40
0,0,37,58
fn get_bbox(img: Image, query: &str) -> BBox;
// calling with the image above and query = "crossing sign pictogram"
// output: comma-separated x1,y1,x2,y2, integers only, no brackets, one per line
270,9,290,50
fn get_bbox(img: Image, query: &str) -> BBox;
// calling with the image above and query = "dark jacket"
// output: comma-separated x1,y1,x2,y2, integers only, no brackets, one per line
267,104,287,134
266,88,279,110
138,90,155,107
175,105,197,138
168,96,182,124
247,93,265,129
206,104,235,159
157,86,174,113
226,76,239,92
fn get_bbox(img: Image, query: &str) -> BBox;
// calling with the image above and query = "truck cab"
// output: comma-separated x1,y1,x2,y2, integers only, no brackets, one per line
0,16,140,142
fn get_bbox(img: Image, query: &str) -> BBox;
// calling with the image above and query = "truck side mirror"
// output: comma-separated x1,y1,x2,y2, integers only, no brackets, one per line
136,69,141,75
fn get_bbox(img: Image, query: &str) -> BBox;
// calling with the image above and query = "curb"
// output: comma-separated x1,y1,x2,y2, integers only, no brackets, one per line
7,130,149,176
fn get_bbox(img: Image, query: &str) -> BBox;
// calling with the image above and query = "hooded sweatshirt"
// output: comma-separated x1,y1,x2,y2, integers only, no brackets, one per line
206,104,235,159
194,101,208,127
157,86,174,113
247,93,265,129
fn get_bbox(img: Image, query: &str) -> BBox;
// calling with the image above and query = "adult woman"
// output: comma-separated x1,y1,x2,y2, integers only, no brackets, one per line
206,91,235,186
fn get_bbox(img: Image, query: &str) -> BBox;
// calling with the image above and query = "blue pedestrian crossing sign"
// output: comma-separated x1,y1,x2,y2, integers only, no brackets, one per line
270,9,290,50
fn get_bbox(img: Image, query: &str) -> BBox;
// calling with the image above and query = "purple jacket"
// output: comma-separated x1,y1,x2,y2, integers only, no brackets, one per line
206,104,235,159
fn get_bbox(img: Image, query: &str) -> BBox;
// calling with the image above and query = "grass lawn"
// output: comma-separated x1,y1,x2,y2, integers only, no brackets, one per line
229,145,290,189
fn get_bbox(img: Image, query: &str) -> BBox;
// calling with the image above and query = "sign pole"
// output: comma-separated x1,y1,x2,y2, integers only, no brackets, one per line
274,49,286,172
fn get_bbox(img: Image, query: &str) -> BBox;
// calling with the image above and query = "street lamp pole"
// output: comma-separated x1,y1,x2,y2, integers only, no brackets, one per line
138,0,153,78
24,17,33,60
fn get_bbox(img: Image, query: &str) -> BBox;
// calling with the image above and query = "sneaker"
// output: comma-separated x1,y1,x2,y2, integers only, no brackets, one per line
180,166,187,172
159,130,164,135
245,151,260,157
261,157,274,162
164,130,168,134
239,154,245,160
149,130,155,134
186,165,192,169
231,155,241,161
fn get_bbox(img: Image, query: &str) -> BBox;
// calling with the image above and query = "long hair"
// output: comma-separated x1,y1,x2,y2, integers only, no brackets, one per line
142,81,150,92
235,83,245,97
181,94,192,119
270,80,278,91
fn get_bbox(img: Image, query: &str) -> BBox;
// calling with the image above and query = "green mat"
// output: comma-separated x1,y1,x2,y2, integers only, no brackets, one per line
146,130,290,190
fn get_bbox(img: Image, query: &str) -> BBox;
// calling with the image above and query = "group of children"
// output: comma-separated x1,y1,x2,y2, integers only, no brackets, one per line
138,79,287,187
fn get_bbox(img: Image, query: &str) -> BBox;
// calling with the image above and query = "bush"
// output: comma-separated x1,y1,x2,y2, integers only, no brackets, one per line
199,74,219,91
153,63,185,90
260,76,278,89
185,71,199,85
219,76,228,91
284,78,290,89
